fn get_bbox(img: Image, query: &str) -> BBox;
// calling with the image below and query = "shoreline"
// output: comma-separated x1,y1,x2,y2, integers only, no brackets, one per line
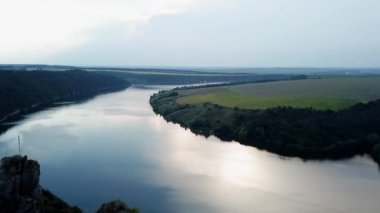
150,89,380,165
0,85,129,126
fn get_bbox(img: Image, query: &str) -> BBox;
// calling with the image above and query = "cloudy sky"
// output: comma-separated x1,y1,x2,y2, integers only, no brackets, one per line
0,0,379,67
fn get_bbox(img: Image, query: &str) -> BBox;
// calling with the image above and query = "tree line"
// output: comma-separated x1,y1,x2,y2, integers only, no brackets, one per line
150,90,380,165
0,70,129,124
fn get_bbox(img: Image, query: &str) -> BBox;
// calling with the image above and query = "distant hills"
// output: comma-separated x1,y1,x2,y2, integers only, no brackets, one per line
1,64,380,75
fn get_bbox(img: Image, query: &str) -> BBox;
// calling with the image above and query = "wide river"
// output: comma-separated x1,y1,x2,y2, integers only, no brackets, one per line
1,86,380,213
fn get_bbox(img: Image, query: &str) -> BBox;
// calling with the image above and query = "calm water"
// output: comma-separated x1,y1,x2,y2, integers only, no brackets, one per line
1,86,380,213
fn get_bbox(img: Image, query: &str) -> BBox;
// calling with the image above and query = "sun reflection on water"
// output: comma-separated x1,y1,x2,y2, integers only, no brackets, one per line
0,87,380,213
219,144,255,184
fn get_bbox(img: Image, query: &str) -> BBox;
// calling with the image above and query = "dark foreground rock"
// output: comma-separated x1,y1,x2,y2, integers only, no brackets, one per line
0,155,138,213
96,201,139,213
0,155,79,213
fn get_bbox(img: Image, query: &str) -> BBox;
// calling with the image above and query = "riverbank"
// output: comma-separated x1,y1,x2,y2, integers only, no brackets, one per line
150,89,380,165
1,85,379,212
0,70,130,126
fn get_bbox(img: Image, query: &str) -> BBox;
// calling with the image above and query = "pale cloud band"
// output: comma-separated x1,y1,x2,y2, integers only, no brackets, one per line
0,0,379,67
0,0,208,61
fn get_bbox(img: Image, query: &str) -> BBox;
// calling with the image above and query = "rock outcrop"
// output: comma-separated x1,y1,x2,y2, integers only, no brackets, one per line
0,155,44,213
96,200,139,213
0,155,138,213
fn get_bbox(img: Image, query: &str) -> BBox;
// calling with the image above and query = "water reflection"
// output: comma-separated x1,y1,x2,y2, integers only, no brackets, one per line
0,86,380,213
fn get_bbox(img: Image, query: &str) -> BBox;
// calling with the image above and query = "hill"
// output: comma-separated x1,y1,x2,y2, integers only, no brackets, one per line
150,78,380,164
0,70,129,124
94,70,294,85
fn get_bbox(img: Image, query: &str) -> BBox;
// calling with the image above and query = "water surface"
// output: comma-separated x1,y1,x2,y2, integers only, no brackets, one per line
1,86,379,213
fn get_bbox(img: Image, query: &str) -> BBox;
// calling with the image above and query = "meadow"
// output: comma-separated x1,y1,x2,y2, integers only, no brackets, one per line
177,77,380,110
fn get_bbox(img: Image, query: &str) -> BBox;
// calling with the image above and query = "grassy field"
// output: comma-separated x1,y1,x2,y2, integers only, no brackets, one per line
177,77,380,110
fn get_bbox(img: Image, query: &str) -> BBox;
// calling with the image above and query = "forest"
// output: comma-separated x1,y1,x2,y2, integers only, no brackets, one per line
0,70,129,124
150,90,380,165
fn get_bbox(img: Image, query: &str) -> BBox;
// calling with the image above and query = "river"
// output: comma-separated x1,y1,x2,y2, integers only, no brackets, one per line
1,86,380,213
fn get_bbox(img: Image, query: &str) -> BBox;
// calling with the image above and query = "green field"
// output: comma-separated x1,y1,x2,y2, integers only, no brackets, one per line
177,77,380,110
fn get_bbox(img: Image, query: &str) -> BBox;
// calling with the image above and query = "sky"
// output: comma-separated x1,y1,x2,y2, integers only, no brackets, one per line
0,0,379,67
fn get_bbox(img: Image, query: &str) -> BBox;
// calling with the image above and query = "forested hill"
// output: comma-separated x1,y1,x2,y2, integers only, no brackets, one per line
0,70,130,123
150,90,380,165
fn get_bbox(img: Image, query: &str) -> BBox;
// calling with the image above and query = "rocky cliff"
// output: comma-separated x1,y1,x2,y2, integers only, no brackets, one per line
0,155,138,213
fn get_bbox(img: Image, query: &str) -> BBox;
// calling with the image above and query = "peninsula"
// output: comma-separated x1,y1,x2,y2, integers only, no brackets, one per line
150,78,380,164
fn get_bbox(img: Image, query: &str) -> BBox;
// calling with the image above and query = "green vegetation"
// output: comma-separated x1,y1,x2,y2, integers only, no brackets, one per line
177,90,359,110
177,77,380,110
0,70,130,124
150,79,380,165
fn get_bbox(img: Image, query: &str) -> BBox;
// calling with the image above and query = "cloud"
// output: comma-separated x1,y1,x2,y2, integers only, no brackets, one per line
0,0,205,62
1,0,379,67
